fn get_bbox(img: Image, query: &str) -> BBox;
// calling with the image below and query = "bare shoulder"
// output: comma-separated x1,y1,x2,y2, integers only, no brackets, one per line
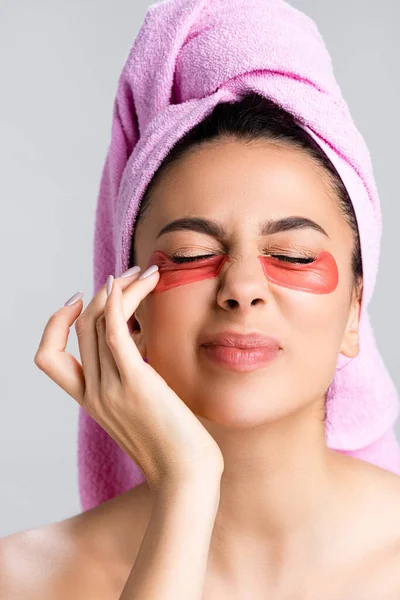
0,481,154,600
0,521,88,600
376,464,400,557
347,456,400,565
347,455,400,528
352,462,400,598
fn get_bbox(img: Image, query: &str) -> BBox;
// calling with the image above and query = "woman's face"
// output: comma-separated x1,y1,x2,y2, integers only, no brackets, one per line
133,139,361,427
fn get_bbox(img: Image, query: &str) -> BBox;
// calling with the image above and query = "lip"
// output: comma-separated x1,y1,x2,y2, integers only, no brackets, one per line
201,345,281,372
199,330,282,350
199,330,282,372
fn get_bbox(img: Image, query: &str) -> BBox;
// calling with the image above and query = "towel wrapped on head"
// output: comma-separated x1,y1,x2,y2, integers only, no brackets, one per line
78,0,400,511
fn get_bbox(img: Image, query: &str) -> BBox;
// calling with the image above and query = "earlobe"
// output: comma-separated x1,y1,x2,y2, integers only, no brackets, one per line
128,314,147,359
340,335,360,359
131,330,147,359
339,293,361,359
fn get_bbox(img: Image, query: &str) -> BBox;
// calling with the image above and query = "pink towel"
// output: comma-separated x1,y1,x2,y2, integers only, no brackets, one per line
78,0,400,511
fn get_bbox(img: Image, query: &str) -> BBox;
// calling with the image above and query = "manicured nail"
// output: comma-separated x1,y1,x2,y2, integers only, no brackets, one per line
138,265,159,280
64,291,84,306
120,265,141,279
106,275,114,297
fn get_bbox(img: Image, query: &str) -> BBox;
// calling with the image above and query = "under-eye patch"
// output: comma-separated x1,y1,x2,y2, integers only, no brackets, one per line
146,250,338,294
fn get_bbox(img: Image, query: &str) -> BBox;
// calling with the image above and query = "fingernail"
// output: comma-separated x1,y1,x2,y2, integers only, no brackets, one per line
120,265,141,279
106,275,114,297
138,265,159,280
64,291,84,306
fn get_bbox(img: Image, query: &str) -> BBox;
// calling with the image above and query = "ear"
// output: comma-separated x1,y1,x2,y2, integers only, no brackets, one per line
339,284,362,359
128,312,147,360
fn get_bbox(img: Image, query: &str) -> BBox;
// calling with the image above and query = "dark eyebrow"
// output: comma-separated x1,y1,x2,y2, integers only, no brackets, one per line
156,216,329,240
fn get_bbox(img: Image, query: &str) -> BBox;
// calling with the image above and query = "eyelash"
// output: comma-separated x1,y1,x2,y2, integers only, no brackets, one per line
170,253,317,264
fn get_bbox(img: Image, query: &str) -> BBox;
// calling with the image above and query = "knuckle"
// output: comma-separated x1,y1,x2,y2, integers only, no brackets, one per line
82,391,98,414
33,350,46,369
75,313,90,335
100,382,120,407
96,314,106,333
34,350,52,371
105,329,119,348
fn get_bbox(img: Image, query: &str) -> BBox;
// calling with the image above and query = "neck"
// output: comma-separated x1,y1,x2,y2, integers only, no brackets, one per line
198,405,361,587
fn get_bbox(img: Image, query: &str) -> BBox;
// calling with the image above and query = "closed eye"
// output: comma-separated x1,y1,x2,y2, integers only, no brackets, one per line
170,253,316,264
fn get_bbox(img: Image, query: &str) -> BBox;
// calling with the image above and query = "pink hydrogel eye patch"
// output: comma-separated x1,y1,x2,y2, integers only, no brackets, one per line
146,250,338,294
259,251,339,294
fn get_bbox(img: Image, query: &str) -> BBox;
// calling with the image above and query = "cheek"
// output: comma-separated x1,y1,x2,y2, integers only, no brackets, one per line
142,288,205,378
283,274,351,369
146,249,339,295
143,283,204,347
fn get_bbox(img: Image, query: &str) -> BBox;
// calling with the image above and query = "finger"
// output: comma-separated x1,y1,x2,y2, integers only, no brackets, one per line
97,312,121,388
75,270,141,401
97,270,144,391
34,297,86,405
104,268,160,382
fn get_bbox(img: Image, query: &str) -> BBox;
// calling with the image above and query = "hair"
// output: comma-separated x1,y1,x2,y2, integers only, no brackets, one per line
129,90,364,424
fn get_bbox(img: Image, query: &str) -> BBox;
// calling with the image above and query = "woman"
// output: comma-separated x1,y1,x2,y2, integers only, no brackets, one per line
2,90,400,599
3,3,400,600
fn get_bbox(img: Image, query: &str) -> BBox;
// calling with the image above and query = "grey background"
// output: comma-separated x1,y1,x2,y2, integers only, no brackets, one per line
0,0,399,538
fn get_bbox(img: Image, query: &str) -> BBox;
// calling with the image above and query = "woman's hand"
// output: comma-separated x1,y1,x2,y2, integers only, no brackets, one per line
34,267,224,496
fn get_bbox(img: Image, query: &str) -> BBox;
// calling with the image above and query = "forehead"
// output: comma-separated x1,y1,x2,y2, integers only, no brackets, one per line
147,139,339,232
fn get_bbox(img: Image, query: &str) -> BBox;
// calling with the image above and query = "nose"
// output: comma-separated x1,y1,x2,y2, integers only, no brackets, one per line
216,252,270,313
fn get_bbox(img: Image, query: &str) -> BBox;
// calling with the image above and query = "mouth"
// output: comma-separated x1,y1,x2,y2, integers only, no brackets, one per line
200,344,281,372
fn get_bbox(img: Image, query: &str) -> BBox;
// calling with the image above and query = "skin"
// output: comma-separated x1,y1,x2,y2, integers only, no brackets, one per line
4,138,400,599
126,137,397,593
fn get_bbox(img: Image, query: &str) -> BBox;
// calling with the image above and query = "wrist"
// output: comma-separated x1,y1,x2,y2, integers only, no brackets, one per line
155,470,222,507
